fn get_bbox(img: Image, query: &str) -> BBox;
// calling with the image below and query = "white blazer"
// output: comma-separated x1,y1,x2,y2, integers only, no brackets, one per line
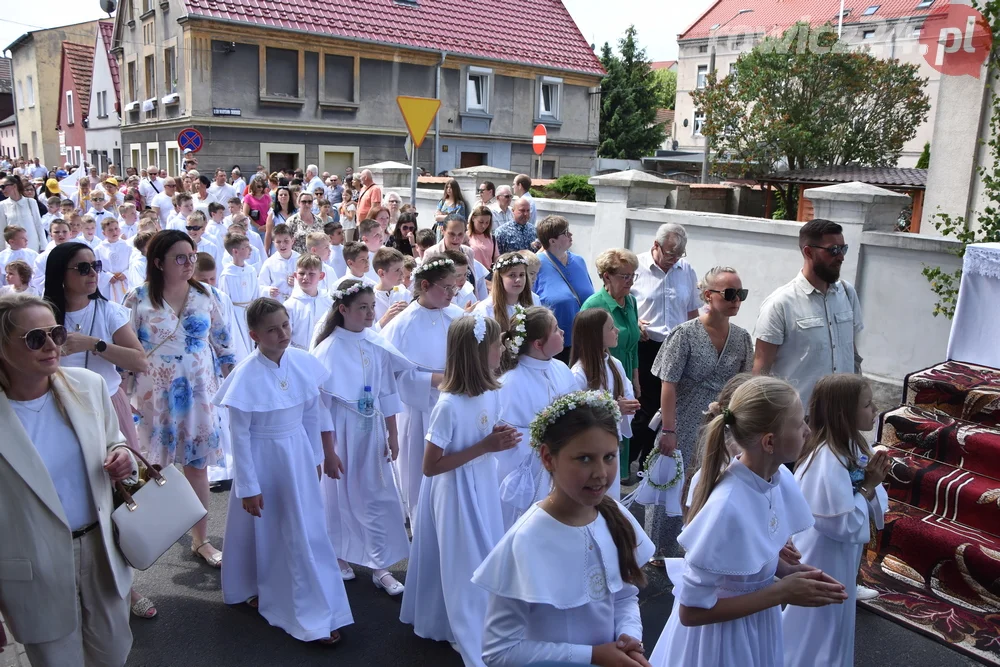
0,367,134,644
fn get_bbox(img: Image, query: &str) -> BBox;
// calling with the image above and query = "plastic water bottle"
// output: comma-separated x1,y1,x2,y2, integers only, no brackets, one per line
358,386,375,434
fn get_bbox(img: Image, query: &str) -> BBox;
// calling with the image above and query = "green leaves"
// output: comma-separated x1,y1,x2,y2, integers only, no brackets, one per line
598,26,666,159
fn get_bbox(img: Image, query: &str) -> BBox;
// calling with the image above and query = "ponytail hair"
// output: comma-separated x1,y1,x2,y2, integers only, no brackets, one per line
314,279,374,345
688,376,799,523
537,396,646,587
500,305,557,372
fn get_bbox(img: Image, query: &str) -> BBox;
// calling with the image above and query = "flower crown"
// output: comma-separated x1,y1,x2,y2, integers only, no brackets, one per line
413,258,455,277
331,282,367,301
528,390,622,449
506,305,527,355
495,254,528,271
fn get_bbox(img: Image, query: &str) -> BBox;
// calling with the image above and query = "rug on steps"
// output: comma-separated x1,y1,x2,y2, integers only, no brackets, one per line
904,360,1000,427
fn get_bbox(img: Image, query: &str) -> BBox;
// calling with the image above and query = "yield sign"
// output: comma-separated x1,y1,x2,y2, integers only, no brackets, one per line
533,124,547,155
397,96,441,148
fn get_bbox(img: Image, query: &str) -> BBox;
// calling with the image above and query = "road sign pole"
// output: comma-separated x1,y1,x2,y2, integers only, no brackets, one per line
410,144,418,210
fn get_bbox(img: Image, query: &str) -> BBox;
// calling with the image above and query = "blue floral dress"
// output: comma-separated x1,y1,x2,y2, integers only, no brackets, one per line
126,284,236,468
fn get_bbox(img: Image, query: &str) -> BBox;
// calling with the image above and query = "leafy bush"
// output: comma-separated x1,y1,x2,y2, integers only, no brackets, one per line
547,174,596,202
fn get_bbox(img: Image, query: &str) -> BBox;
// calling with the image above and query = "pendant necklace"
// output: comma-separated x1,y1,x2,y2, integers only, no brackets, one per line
265,357,290,390
749,468,780,536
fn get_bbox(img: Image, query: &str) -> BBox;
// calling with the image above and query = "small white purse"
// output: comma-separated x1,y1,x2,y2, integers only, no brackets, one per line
112,448,207,570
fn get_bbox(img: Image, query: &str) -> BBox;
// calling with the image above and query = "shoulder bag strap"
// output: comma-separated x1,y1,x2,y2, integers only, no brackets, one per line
544,251,581,306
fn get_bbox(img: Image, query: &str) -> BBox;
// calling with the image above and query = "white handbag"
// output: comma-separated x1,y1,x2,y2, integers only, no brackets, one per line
112,448,207,570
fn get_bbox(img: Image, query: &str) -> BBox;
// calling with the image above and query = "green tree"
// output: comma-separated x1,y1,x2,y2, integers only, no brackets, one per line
654,68,677,109
916,142,931,169
598,26,665,159
692,22,930,219
922,1,1000,318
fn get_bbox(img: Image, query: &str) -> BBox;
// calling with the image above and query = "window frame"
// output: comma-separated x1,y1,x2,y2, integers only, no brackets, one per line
696,64,709,90
538,76,563,121
862,4,880,15
164,47,176,94
259,45,306,106
464,66,493,115
693,111,705,137
862,29,876,41
66,91,75,125
143,54,156,100
127,60,138,103
16,81,24,110
915,0,933,8
26,76,34,107
318,50,361,110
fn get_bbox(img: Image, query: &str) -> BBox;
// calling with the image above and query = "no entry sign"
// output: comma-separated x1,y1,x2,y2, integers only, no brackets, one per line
533,124,547,155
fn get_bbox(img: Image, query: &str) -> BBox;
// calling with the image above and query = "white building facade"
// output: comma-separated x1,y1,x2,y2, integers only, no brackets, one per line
85,20,122,172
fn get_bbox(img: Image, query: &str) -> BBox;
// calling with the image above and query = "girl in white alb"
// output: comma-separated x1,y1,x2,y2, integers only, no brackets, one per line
570,308,641,501
472,252,540,326
649,376,848,667
311,280,412,597
783,375,890,667
399,314,521,667
473,391,653,667
379,256,465,520
213,298,353,646
496,306,578,529
218,236,263,357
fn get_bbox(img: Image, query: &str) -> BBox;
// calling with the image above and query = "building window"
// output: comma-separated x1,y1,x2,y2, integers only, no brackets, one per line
164,47,176,93
130,146,141,169
863,4,880,15
142,0,153,13
16,81,23,110
166,145,180,176
264,47,299,98
26,76,34,107
911,23,923,37
539,76,562,119
127,61,137,102
916,0,933,7
96,90,107,118
144,55,155,99
693,111,705,136
466,66,491,113
320,52,359,106
696,65,709,89
66,91,75,125
147,144,159,168
698,44,708,53
862,29,876,40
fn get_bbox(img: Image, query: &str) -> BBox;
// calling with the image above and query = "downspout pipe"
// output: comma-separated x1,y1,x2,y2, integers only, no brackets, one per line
435,51,446,176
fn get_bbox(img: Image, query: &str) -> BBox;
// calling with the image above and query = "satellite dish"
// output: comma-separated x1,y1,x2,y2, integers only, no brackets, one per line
99,0,117,15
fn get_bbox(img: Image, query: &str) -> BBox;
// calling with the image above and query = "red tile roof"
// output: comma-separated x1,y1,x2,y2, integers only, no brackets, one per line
680,0,947,40
99,21,121,104
654,108,675,126
0,57,11,83
60,41,95,120
651,60,677,70
182,0,605,76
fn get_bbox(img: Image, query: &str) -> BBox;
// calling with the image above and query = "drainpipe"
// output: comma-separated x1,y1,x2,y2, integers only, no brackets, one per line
435,51,446,176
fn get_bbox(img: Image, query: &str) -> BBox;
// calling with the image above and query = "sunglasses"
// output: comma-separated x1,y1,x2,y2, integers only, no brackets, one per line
173,253,200,266
21,325,68,350
708,288,749,302
400,225,416,232
185,225,204,232
68,260,103,276
808,244,849,257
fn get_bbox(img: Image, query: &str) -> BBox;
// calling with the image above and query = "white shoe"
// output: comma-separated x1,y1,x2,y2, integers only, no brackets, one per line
339,564,355,581
856,585,879,601
373,571,404,596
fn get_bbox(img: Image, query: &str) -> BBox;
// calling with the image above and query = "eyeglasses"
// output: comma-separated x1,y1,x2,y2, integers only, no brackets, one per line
300,199,314,205
808,244,850,257
68,260,103,276
21,325,68,351
611,272,637,282
173,253,200,266
185,225,204,232
400,225,416,232
433,283,459,295
498,194,512,199
478,187,492,193
708,288,749,302
660,248,686,260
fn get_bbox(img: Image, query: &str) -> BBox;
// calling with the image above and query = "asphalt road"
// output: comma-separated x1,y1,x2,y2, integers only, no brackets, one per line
123,486,977,667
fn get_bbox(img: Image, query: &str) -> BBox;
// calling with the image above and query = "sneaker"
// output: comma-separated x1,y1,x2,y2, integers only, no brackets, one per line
856,585,879,601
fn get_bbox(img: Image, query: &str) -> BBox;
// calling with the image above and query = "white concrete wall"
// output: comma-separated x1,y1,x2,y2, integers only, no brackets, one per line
388,184,960,384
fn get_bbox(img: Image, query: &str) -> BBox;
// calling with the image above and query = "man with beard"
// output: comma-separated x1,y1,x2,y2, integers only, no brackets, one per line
753,218,863,413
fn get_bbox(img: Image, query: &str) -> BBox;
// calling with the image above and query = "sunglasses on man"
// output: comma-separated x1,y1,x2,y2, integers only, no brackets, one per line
21,325,68,351
68,260,103,276
808,244,849,257
708,288,749,302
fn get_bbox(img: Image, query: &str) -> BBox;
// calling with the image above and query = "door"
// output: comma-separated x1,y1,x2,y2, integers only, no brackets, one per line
268,152,298,173
322,151,354,180
113,148,122,171
460,152,487,169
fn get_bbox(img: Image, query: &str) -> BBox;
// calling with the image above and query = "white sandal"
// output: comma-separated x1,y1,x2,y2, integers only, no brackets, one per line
192,540,222,568
339,563,355,581
373,571,404,596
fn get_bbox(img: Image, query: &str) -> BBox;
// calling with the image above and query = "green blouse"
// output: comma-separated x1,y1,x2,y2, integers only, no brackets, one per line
581,287,640,379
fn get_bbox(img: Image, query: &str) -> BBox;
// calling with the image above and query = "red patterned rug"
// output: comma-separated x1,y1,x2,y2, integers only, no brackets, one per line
904,361,1000,428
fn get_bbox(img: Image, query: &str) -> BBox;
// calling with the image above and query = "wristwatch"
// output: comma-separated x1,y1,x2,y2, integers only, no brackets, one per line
94,339,108,353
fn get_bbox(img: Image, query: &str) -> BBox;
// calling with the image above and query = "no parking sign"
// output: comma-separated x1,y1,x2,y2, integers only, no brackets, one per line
177,128,204,154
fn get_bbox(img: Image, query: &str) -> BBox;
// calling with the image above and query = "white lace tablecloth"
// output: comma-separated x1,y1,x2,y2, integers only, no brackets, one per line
947,242,1000,368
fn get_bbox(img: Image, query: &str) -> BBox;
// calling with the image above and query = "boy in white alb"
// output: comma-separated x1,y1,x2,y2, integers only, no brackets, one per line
305,231,341,294
95,218,132,303
357,219,385,284
258,223,300,302
166,193,195,231
224,217,263,271
372,246,409,328
219,232,263,359
0,226,39,285
127,231,154,289
222,197,242,227
205,202,229,247
80,215,102,251
213,298,353,645
117,203,139,240
336,241,377,290
86,192,114,234
326,223,347,279
186,211,224,283
31,219,72,293
41,196,61,237
285,254,332,350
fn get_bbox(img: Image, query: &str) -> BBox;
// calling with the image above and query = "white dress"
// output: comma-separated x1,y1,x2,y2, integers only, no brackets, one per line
207,286,248,483
218,262,262,356
95,239,132,303
127,255,147,290
213,348,353,641
570,354,636,440
380,300,465,519
649,459,815,667
0,247,39,285
258,250,301,302
312,327,412,569
285,288,333,350
496,356,579,529
399,390,506,667
473,502,654,667
471,295,541,321
374,285,411,322
782,444,888,667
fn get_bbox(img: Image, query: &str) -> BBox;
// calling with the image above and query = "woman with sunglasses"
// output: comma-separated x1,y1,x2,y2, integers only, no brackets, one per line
645,266,754,566
123,230,236,569
42,241,160,619
264,186,296,253
284,190,323,254
0,293,138,666
386,211,418,257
